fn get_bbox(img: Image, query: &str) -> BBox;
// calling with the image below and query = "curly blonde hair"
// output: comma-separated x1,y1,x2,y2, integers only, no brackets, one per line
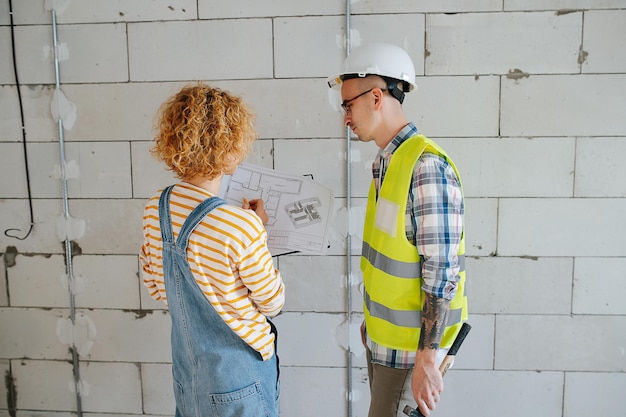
151,84,257,180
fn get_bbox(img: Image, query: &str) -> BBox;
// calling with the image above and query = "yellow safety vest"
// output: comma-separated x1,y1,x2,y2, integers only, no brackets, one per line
361,134,468,351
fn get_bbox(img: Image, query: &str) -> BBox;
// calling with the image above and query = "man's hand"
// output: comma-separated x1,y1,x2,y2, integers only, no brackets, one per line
412,292,450,416
411,349,443,416
360,320,367,347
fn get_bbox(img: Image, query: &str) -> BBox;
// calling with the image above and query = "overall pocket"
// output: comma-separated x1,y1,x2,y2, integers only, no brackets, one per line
208,381,270,417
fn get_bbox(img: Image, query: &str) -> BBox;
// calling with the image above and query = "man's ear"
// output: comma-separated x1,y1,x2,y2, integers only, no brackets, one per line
372,87,385,110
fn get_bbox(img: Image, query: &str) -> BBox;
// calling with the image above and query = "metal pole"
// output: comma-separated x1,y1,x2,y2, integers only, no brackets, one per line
344,2,353,417
52,9,83,416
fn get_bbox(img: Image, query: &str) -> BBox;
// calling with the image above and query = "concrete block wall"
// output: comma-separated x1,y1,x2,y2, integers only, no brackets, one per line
1,1,625,416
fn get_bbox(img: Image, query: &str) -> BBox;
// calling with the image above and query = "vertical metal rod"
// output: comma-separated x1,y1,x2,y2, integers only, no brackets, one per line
344,2,353,417
52,9,83,416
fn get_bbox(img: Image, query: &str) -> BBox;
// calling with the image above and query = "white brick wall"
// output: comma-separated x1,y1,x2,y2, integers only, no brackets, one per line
1,1,625,416
499,198,626,256
14,23,129,84
496,315,626,371
501,74,626,136
128,20,274,81
437,370,564,416
0,86,20,135
404,76,501,137
573,257,626,314
467,257,574,314
575,137,626,197
584,10,626,73
425,12,582,75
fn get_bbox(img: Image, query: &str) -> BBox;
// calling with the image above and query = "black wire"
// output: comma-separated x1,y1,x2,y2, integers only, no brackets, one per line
4,0,35,240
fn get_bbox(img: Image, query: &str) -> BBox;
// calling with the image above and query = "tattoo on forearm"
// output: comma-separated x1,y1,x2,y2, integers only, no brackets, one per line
418,293,450,350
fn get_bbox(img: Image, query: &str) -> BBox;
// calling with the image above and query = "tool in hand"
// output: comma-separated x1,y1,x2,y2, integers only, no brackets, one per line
402,322,472,417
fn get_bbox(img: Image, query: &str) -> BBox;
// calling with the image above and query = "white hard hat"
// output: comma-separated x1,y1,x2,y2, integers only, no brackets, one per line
327,42,417,93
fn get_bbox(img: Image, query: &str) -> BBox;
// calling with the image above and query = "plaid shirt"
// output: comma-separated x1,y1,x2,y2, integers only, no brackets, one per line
366,122,464,369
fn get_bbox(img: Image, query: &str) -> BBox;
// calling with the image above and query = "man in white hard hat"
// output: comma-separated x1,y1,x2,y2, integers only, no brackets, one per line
328,43,468,417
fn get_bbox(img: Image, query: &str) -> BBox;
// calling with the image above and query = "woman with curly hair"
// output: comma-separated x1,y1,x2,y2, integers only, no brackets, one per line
140,84,285,417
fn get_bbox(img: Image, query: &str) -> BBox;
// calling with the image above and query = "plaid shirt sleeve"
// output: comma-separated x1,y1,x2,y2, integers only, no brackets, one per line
408,152,464,300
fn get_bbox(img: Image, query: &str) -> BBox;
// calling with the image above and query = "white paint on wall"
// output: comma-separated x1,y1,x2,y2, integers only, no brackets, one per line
68,378,90,397
333,206,367,240
55,214,85,241
56,313,97,356
328,87,342,113
52,159,80,180
60,272,86,295
51,88,77,130
44,42,69,61
44,0,71,15
347,148,362,163
349,28,362,49
333,318,366,357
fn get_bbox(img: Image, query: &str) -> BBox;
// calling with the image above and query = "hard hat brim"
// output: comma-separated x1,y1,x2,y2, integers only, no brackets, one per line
326,74,344,89
326,72,416,92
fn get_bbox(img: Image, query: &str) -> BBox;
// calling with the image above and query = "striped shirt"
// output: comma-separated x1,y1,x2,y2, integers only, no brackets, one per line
367,122,464,368
140,182,285,361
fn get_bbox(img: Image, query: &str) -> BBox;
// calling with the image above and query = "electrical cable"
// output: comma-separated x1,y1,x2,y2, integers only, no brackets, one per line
4,0,35,240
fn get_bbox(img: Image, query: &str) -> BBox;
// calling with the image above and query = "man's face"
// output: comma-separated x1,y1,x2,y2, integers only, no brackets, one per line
340,79,375,143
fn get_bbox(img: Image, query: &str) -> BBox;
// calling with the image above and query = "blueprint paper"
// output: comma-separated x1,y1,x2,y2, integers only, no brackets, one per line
219,162,334,256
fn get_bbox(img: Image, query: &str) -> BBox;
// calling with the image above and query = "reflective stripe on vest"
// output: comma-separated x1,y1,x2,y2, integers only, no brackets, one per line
364,289,464,328
362,241,466,279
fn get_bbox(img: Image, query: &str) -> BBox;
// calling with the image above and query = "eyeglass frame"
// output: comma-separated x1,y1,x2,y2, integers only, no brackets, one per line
340,87,385,115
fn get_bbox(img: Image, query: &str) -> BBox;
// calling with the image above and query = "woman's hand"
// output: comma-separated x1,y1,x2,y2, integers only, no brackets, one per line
243,198,269,225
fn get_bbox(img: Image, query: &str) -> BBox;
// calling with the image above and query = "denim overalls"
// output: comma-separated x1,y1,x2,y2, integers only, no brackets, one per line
159,185,280,417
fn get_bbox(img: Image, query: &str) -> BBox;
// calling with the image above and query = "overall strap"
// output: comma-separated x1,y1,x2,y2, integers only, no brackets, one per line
176,195,226,251
158,185,176,244
158,184,227,249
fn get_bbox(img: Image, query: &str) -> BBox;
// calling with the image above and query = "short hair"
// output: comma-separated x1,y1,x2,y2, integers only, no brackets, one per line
151,84,256,180
345,74,407,104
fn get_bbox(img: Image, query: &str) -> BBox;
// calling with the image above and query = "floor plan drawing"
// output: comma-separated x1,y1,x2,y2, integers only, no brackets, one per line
285,197,323,229
219,163,334,255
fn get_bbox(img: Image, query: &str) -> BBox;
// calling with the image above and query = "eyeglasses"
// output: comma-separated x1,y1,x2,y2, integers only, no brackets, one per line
340,88,375,115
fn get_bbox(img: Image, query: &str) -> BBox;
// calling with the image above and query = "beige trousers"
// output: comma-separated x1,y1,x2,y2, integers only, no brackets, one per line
365,346,449,417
